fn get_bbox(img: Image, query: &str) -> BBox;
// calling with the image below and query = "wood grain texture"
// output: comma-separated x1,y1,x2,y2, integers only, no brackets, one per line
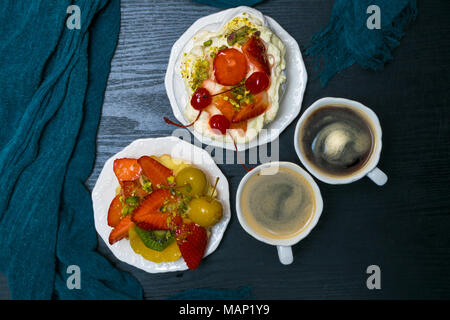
1,0,450,300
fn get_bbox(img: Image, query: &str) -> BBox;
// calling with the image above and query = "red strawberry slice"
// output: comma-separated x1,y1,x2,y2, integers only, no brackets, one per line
176,223,208,270
109,215,134,245
232,92,268,123
137,156,174,187
107,195,123,228
134,213,170,230
242,35,271,76
214,95,237,122
121,180,148,199
113,158,142,183
132,189,173,230
136,214,182,231
232,104,267,123
132,189,171,218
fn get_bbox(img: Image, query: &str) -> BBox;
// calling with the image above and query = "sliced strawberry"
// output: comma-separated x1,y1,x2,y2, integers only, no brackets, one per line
214,95,237,122
176,223,208,270
137,156,174,187
132,189,171,218
134,213,170,230
135,214,183,231
232,92,268,123
121,180,148,199
171,215,184,228
232,104,267,123
213,48,247,86
242,35,271,75
107,195,123,227
113,158,142,183
132,189,176,230
108,215,134,245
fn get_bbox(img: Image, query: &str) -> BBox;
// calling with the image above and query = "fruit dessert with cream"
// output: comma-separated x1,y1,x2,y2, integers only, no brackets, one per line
107,155,223,270
177,12,286,144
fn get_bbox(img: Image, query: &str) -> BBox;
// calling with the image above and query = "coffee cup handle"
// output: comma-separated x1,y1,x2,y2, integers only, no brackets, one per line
277,245,293,265
367,167,388,186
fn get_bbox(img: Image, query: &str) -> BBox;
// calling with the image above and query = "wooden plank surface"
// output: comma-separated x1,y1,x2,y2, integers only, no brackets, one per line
1,0,450,299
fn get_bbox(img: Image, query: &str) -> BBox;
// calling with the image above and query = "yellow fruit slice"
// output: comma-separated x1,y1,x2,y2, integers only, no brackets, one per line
151,154,192,176
129,226,181,263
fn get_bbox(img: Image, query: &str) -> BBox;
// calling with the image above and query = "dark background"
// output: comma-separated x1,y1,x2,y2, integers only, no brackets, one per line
1,0,449,299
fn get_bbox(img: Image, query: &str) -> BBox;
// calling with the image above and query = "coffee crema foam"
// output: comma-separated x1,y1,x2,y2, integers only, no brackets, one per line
240,166,315,239
299,105,374,177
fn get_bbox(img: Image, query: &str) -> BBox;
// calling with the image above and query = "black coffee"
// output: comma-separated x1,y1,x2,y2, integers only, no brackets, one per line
299,105,374,177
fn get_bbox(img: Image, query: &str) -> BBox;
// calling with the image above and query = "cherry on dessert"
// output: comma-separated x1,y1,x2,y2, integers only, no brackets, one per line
164,88,210,128
245,71,270,94
191,87,212,110
213,48,247,86
209,114,230,135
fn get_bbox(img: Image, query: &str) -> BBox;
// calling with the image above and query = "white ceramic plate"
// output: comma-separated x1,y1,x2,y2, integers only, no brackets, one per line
165,6,307,151
92,136,231,273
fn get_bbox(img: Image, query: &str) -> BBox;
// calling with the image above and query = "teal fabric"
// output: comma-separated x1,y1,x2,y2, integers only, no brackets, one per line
0,0,142,299
192,0,263,8
306,0,418,86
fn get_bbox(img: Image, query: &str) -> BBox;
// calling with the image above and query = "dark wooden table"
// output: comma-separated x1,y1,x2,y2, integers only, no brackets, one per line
1,0,449,299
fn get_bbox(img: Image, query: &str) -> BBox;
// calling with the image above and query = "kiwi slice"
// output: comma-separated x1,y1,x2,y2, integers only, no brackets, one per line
134,226,175,252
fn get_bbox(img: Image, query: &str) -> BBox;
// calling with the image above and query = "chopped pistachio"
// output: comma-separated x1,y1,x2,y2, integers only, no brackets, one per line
203,39,212,47
125,196,139,207
167,176,175,185
142,180,152,193
121,205,135,217
227,32,236,46
227,26,251,46
190,58,209,91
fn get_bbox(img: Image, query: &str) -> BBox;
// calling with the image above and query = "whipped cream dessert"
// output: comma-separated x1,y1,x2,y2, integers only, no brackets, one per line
180,12,286,144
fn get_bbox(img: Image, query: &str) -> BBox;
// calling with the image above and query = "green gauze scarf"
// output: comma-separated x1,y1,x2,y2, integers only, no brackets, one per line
0,0,142,299
306,0,418,86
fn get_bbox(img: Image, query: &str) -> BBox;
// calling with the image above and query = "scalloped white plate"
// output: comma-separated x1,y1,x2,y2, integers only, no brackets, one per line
165,6,307,151
92,136,231,273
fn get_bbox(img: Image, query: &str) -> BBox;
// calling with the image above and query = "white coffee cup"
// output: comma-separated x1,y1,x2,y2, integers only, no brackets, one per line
235,161,323,265
294,97,388,186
